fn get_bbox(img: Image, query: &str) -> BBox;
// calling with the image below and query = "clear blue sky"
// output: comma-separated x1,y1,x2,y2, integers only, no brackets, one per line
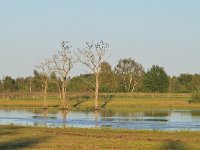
0,0,199,78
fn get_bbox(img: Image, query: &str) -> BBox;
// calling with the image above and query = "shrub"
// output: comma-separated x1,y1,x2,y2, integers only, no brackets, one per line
189,92,200,103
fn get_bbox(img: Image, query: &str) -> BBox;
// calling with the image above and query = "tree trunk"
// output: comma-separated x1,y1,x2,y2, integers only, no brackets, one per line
61,80,68,109
44,80,48,108
169,79,172,93
131,81,138,92
62,110,67,128
95,73,99,110
61,81,65,108
29,80,32,93
128,75,133,92
94,110,99,128
58,84,62,105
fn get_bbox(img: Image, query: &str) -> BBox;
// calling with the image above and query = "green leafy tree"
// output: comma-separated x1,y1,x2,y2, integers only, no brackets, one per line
192,74,200,92
32,70,43,92
3,76,16,92
67,74,95,92
25,76,34,92
48,72,59,92
114,58,144,92
169,76,178,93
15,77,26,91
0,80,4,92
176,74,193,93
143,65,169,93
99,62,118,92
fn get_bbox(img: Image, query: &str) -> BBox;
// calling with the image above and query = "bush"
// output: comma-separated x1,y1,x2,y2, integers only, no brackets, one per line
189,92,200,103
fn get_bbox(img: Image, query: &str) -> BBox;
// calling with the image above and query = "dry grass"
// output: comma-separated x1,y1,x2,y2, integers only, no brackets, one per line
0,96,199,112
105,97,200,110
77,97,200,112
0,99,58,108
0,125,199,150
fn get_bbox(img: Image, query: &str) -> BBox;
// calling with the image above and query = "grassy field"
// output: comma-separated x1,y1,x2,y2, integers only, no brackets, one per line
0,94,199,111
0,99,58,108
0,125,200,150
78,97,200,111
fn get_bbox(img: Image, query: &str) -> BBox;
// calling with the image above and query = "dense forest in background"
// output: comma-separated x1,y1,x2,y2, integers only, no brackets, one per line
1,58,200,94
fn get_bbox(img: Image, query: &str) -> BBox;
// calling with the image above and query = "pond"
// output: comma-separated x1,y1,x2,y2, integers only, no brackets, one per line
1,107,200,131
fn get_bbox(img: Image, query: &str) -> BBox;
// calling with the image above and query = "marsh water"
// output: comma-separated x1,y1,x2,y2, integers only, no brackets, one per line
1,107,200,131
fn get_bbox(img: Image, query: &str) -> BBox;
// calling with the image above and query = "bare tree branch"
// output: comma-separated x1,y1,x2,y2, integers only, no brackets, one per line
49,41,76,109
77,41,110,109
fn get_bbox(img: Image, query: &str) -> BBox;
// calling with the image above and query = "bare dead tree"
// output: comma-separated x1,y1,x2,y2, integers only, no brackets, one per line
50,41,76,109
78,41,109,110
36,58,52,108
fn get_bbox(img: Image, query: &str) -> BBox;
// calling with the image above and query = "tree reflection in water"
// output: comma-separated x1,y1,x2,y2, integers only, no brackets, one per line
61,110,68,128
94,110,99,128
43,109,48,127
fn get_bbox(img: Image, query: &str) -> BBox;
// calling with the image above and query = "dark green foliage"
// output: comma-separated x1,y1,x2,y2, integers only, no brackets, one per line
192,74,200,92
169,76,178,93
169,74,200,93
67,74,95,92
143,65,169,93
15,77,29,91
32,70,43,92
67,62,118,93
3,76,16,92
176,74,193,93
189,92,200,103
0,80,4,92
1,59,200,93
0,70,60,93
162,141,192,150
48,72,59,92
99,62,118,92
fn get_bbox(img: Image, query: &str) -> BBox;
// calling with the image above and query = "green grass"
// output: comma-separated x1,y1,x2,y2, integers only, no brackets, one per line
0,125,199,150
1,95,199,111
76,97,200,111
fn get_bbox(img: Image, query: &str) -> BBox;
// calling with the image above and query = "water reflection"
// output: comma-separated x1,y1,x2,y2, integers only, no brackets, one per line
1,108,200,131
61,110,68,128
144,111,170,117
94,110,99,128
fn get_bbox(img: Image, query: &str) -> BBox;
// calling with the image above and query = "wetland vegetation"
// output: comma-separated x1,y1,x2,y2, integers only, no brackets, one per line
0,125,200,150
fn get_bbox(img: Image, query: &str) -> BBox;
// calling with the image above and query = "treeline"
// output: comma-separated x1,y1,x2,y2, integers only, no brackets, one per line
1,58,200,93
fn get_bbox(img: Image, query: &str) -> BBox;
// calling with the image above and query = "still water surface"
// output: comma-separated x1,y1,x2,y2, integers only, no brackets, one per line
1,108,200,131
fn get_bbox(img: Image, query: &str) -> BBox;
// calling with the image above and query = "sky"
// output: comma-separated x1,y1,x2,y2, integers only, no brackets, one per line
0,0,199,79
